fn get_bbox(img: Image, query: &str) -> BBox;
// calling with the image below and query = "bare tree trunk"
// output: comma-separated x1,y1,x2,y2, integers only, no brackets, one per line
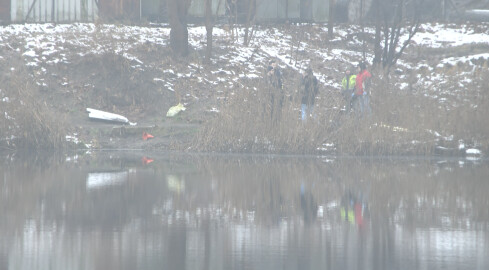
361,0,366,60
51,0,55,22
286,0,289,19
373,0,382,65
243,0,256,46
205,0,223,63
167,0,191,56
233,1,238,41
205,0,213,63
328,0,335,39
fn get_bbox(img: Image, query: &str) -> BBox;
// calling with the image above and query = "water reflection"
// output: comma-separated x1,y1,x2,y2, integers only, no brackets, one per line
1,153,488,270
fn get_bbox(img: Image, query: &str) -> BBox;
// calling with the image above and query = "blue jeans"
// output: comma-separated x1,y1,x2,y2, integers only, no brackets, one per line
351,95,363,113
363,94,371,115
301,104,314,122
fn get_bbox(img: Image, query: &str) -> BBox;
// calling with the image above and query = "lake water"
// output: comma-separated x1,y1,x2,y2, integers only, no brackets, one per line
1,152,488,270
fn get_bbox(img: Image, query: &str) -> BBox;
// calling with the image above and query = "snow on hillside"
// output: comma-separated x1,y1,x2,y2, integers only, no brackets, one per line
1,22,488,154
411,23,489,48
0,23,487,96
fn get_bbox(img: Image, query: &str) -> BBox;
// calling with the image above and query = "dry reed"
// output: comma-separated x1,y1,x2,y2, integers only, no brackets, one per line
0,64,67,152
193,68,489,156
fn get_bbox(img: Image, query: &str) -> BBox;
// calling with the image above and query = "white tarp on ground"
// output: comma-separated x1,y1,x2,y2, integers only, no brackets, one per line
87,108,136,125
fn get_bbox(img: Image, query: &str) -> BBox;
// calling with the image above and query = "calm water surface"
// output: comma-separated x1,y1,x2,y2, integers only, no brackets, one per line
1,152,488,270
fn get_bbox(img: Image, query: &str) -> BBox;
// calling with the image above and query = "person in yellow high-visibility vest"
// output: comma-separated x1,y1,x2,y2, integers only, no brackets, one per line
341,69,356,113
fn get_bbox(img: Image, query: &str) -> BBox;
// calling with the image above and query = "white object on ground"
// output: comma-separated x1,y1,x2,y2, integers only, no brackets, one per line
87,108,136,125
466,148,481,155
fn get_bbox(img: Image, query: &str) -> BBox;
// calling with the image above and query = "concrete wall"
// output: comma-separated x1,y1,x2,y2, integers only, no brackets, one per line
98,0,140,20
141,0,161,20
0,0,11,22
347,0,373,22
189,0,226,17
6,0,330,23
256,0,301,21
10,0,98,23
312,0,329,22
255,0,328,22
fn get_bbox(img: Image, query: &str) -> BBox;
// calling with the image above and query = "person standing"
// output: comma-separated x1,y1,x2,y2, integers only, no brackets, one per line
300,67,319,122
267,60,283,90
341,68,356,113
266,60,284,123
354,62,372,115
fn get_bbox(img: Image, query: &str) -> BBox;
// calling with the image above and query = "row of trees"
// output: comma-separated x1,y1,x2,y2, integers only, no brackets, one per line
168,0,256,60
167,0,423,73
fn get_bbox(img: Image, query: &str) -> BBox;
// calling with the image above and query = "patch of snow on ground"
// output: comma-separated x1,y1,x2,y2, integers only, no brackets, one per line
399,83,409,90
438,53,489,67
413,23,489,48
22,50,37,57
466,149,481,155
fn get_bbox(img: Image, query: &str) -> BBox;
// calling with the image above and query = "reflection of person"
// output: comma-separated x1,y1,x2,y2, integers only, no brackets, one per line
300,67,319,122
340,190,355,224
340,189,369,227
300,183,317,223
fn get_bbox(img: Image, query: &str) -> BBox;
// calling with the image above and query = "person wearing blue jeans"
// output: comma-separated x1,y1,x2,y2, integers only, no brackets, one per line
354,62,372,116
363,91,371,115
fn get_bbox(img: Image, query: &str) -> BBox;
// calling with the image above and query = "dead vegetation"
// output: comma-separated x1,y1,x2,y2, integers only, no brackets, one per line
1,23,488,155
194,65,489,155
78,53,161,112
0,62,67,151
193,79,334,154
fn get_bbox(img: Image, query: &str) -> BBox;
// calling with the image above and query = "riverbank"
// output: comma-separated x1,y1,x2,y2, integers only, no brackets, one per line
1,22,488,156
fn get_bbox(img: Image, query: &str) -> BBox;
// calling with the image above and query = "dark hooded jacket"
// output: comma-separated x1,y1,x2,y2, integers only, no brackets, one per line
301,69,318,105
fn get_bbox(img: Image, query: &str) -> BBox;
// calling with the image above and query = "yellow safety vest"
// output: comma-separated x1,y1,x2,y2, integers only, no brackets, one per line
342,75,356,90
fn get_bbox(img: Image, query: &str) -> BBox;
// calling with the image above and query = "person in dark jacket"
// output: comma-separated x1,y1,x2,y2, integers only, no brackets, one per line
266,60,284,123
267,60,282,89
300,67,319,122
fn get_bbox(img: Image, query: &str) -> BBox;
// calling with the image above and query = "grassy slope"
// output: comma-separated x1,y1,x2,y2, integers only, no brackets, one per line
0,22,488,155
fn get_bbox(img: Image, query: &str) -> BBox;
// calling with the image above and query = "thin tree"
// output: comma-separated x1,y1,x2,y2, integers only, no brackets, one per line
225,0,239,42
373,0,423,74
243,0,256,46
328,0,335,39
205,0,213,63
167,0,192,56
205,0,223,63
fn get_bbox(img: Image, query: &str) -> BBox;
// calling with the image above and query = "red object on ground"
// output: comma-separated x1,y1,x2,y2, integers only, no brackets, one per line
142,157,154,164
142,132,154,140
